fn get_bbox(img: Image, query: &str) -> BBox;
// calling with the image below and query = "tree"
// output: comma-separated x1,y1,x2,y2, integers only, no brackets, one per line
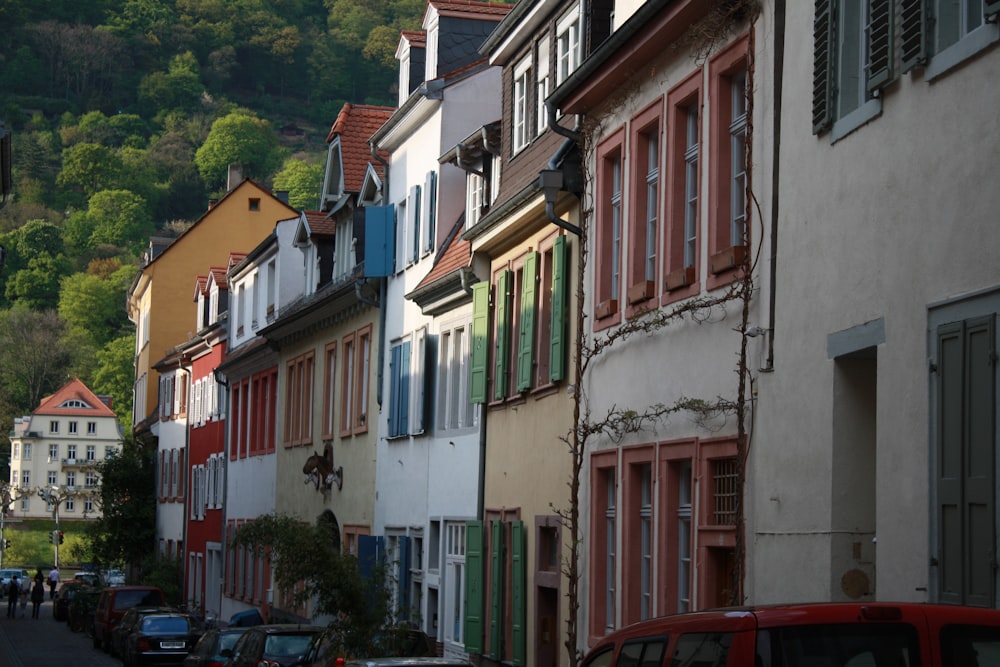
273,158,323,210
5,254,72,310
194,110,285,188
137,52,205,116
59,271,130,349
0,308,73,411
91,334,136,429
87,439,156,570
86,189,152,250
56,143,124,199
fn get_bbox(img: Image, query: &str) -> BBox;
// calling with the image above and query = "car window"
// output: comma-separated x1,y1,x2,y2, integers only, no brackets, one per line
142,616,189,634
112,589,164,610
941,624,1000,667
756,624,918,667
266,634,315,657
619,638,668,667
671,632,732,667
583,645,616,667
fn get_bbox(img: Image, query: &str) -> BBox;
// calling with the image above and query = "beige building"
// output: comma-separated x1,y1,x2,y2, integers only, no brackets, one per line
8,378,122,521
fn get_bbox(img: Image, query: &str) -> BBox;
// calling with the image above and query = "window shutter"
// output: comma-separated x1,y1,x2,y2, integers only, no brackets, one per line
464,521,484,654
400,341,411,435
517,252,538,392
408,184,421,264
470,283,489,404
900,0,927,73
388,344,400,437
494,270,512,401
988,0,1000,17
549,236,567,383
866,0,893,91
364,205,396,277
397,536,411,620
489,520,503,660
511,520,526,667
423,171,437,253
812,0,835,133
357,535,384,580
420,332,436,434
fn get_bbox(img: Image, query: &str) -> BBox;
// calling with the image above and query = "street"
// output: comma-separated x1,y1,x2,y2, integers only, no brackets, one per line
0,596,119,667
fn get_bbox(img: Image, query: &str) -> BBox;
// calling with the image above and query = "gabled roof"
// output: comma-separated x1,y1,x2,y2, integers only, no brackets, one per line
207,267,228,289
34,378,116,418
401,30,427,47
193,275,208,300
427,0,514,20
324,103,395,191
415,219,471,290
304,210,334,237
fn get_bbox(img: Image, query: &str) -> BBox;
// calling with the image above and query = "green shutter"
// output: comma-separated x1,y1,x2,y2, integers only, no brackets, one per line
550,235,567,383
517,253,538,392
494,270,512,401
511,520,526,667
470,282,489,404
866,0,893,92
900,0,927,73
464,521,484,654
812,0,836,134
489,520,503,660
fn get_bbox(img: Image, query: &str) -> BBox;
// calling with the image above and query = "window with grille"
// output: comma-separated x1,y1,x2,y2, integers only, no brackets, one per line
712,458,739,525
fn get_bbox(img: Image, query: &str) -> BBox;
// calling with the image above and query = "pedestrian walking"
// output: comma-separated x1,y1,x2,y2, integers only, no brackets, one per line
47,566,59,600
30,577,44,619
6,576,20,618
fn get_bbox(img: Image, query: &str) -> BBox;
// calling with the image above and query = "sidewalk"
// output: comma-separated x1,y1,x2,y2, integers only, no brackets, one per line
0,596,119,667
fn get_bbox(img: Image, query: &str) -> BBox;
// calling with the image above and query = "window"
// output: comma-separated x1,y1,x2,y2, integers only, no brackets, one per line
536,38,550,137
87,421,96,435
322,341,337,439
627,102,662,309
709,37,749,281
623,448,655,626
422,171,437,254
512,56,532,154
911,0,1000,79
444,522,467,646
65,498,74,512
356,327,371,434
340,332,356,436
67,444,77,461
407,184,422,265
388,339,411,438
66,471,76,488
266,260,277,321
284,352,314,446
248,198,260,211
48,471,56,486
49,444,58,461
339,325,372,436
84,498,94,514
50,421,58,434
22,443,30,461
594,129,625,326
438,323,478,432
812,0,888,139
21,471,29,488
664,72,701,298
467,172,486,228
556,8,581,85
465,513,525,663
86,472,98,488
69,421,78,434
676,460,692,613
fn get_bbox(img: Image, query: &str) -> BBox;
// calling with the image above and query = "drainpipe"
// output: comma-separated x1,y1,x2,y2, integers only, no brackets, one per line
370,144,391,407
177,356,192,608
764,0,786,373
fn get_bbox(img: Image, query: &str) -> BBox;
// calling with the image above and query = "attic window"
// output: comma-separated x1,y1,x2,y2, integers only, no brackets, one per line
59,399,91,409
249,198,261,211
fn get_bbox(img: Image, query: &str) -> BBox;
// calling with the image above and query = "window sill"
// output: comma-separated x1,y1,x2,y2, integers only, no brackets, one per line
926,22,1000,82
830,98,881,144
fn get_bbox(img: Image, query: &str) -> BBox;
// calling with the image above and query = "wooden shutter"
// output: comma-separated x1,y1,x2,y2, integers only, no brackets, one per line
812,0,836,133
408,184,421,264
866,0,893,92
494,270,512,401
397,536,411,621
470,283,489,404
511,520,526,666
358,535,384,580
517,253,538,392
400,341,411,435
364,205,395,277
388,344,400,437
900,0,927,73
937,317,996,606
549,235,567,383
423,171,437,253
465,521,484,654
489,520,503,660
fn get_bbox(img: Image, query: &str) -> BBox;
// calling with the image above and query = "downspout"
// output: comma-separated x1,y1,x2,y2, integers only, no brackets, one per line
177,356,191,608
764,0,785,373
543,103,583,237
370,144,390,407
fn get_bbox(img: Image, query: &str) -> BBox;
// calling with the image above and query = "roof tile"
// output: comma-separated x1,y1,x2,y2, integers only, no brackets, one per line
325,104,395,191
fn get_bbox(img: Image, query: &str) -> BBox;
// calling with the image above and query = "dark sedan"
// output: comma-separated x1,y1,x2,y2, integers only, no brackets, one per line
183,626,250,667
112,606,178,658
121,612,203,667
222,624,323,667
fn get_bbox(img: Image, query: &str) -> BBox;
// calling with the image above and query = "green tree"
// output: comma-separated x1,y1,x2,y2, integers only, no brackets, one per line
273,158,323,210
59,272,130,349
56,143,124,199
92,334,136,429
6,255,72,310
138,52,205,116
195,110,286,188
86,189,152,250
87,440,156,570
0,308,73,411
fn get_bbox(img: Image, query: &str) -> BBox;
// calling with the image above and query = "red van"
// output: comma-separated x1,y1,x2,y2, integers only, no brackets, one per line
91,585,166,653
582,602,1000,667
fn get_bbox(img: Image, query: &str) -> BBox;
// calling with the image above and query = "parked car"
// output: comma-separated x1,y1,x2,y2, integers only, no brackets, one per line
73,571,101,587
68,586,101,633
222,624,324,667
112,605,178,657
104,568,126,586
183,627,251,667
0,568,29,590
581,602,1000,667
343,661,472,667
298,625,437,667
92,585,166,653
53,580,93,621
120,611,203,667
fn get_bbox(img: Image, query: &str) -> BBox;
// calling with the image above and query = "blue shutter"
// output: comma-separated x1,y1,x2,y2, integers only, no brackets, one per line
400,341,411,435
397,536,411,621
409,184,421,264
470,282,489,404
423,171,437,253
464,521,484,654
549,235,567,383
389,344,401,437
358,535,385,580
364,205,396,277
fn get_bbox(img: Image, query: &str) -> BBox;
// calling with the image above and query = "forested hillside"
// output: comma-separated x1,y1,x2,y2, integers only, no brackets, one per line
0,0,424,445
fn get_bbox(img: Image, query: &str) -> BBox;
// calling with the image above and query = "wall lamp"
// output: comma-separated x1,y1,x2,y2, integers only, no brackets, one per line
538,169,581,237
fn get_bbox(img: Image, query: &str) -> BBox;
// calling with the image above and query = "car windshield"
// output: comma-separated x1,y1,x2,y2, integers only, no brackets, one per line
141,617,190,634
265,634,314,657
756,623,919,667
219,631,244,652
112,590,164,610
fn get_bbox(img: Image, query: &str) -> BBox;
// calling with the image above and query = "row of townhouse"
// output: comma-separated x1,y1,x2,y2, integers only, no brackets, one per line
126,0,1000,664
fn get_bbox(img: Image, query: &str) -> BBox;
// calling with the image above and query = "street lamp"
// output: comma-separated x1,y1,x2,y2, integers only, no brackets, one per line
0,483,35,569
37,485,87,568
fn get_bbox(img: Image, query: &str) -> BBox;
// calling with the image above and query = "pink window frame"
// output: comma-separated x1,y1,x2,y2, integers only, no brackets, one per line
621,444,656,626
593,128,626,331
588,449,617,644
626,99,664,319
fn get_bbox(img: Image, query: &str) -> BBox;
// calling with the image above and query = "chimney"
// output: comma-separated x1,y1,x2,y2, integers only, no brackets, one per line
208,198,219,210
227,163,244,192
276,190,290,204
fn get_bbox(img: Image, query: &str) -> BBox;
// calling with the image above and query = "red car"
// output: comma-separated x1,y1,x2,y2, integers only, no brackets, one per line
582,602,1000,667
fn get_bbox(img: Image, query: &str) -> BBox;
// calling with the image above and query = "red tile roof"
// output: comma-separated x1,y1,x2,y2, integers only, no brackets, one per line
429,0,514,18
304,210,334,237
207,267,228,289
415,227,471,290
401,30,426,47
228,253,247,268
193,275,208,299
325,104,395,191
34,378,116,418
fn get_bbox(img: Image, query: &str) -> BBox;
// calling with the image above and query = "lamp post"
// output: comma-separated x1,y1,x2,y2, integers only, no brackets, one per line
0,483,34,569
37,485,84,568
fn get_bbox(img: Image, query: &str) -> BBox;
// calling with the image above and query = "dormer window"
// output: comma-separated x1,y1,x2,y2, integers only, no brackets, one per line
321,139,345,211
556,8,582,85
512,56,532,154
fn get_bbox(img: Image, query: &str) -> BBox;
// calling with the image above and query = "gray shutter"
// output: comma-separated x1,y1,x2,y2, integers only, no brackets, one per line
812,0,836,133
900,0,927,73
866,0,893,92
937,321,963,605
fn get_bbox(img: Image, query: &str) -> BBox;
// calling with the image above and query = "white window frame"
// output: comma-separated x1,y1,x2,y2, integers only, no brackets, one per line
556,7,581,85
729,72,748,247
926,0,999,80
512,56,532,154
536,37,550,137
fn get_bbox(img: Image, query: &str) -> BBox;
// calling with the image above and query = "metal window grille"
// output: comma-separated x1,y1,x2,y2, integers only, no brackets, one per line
713,458,739,525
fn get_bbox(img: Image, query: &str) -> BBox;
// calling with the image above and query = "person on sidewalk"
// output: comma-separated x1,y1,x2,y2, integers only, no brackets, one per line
6,576,20,618
47,566,59,600
30,577,44,619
